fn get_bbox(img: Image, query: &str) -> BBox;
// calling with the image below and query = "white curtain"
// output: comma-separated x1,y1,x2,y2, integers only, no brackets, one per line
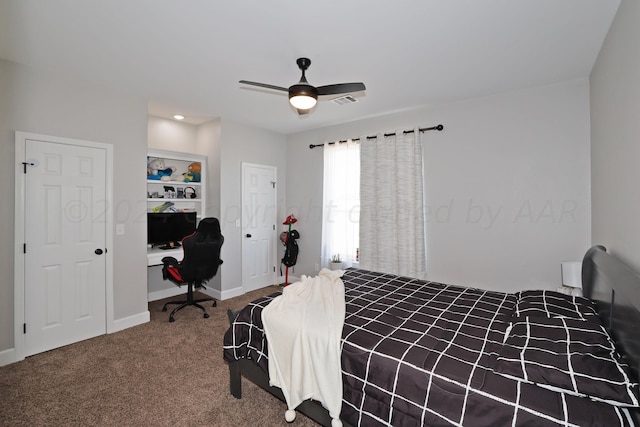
321,139,360,268
359,129,427,278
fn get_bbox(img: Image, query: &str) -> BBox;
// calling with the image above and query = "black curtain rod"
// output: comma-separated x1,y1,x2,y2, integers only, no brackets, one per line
308,124,444,149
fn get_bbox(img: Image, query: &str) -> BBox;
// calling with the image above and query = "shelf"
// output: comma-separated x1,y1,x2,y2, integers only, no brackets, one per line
147,149,207,265
147,198,202,202
147,180,202,186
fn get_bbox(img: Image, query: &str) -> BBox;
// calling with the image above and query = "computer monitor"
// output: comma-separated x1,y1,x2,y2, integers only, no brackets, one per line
147,212,197,248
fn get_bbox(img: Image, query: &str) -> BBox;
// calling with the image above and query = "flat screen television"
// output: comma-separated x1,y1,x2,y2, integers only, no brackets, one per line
147,212,197,249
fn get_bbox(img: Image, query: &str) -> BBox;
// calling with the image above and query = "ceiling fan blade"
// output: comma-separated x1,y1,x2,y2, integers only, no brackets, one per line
239,80,288,92
317,82,366,96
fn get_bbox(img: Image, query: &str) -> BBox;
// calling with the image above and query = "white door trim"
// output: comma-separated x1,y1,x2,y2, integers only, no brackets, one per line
14,131,114,362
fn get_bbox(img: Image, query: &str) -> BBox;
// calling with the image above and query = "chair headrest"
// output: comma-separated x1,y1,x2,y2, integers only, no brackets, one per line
197,217,222,240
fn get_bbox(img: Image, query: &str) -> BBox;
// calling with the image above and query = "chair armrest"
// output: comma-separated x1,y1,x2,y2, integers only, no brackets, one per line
161,256,183,285
161,256,179,267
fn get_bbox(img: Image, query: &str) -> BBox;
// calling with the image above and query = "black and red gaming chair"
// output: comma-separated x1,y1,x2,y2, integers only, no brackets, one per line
161,217,224,322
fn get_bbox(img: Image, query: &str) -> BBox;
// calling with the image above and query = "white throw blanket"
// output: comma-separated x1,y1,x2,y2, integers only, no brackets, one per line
262,268,345,425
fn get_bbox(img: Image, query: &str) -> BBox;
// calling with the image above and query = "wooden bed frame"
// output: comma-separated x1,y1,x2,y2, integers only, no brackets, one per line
226,309,339,426
227,245,640,426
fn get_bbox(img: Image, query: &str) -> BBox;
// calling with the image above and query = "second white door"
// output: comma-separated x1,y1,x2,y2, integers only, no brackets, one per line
241,163,277,292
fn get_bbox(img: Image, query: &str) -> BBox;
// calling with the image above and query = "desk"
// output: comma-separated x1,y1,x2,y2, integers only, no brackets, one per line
148,247,184,302
147,246,182,266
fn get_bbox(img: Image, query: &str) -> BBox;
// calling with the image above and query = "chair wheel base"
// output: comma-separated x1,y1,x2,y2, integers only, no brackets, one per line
161,287,217,322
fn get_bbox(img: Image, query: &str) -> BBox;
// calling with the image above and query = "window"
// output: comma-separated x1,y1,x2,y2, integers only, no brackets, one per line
322,140,360,268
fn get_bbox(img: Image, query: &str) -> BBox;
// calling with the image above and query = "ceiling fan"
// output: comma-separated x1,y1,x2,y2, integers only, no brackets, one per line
239,58,366,115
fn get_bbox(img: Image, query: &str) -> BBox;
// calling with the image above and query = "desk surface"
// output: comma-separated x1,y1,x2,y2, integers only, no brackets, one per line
147,246,182,266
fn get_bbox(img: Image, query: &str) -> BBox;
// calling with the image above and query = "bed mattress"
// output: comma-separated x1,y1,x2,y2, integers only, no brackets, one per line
223,268,636,426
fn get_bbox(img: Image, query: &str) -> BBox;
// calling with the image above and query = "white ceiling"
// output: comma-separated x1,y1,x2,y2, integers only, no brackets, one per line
0,0,620,135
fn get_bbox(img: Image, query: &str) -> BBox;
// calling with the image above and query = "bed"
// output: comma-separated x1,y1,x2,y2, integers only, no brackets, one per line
223,245,640,426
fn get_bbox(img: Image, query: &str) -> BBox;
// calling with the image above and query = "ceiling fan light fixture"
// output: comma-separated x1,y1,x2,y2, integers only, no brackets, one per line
289,84,318,110
240,58,365,115
289,94,317,110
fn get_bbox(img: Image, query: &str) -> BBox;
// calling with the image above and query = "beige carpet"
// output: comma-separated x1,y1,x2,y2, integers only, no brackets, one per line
0,286,319,427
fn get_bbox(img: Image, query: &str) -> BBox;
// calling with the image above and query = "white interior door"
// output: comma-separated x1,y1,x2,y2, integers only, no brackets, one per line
242,163,277,292
23,138,107,356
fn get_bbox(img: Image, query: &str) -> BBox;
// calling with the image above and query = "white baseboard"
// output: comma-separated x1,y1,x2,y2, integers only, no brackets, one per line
198,286,218,299
1,312,151,367
148,285,219,302
147,286,185,302
108,310,150,334
156,274,306,303
219,276,299,301
220,286,245,300
0,347,17,367
278,275,300,285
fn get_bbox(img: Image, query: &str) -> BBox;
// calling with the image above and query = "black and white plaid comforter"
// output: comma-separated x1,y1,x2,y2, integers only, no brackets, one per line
223,269,635,426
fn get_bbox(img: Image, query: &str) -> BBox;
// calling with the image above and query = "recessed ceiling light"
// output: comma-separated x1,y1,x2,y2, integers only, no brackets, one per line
173,114,185,120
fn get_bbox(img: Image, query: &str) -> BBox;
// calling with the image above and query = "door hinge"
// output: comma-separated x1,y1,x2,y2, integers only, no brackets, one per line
23,323,26,334
23,243,26,254
273,266,276,272
273,224,275,230
271,181,276,189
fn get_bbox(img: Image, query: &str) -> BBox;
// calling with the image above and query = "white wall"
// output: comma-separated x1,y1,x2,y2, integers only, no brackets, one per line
198,119,222,221
147,116,222,225
590,0,640,271
148,116,199,152
0,60,15,352
147,116,222,296
219,119,288,297
287,80,592,294
147,117,287,299
0,60,149,355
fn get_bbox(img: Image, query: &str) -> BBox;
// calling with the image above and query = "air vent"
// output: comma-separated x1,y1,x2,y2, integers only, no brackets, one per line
330,95,358,105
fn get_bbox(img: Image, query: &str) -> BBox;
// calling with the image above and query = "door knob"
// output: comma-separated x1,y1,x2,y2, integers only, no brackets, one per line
246,234,252,238
95,248,104,255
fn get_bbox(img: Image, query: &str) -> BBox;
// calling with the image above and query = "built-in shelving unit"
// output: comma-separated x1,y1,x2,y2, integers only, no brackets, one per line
147,149,207,266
